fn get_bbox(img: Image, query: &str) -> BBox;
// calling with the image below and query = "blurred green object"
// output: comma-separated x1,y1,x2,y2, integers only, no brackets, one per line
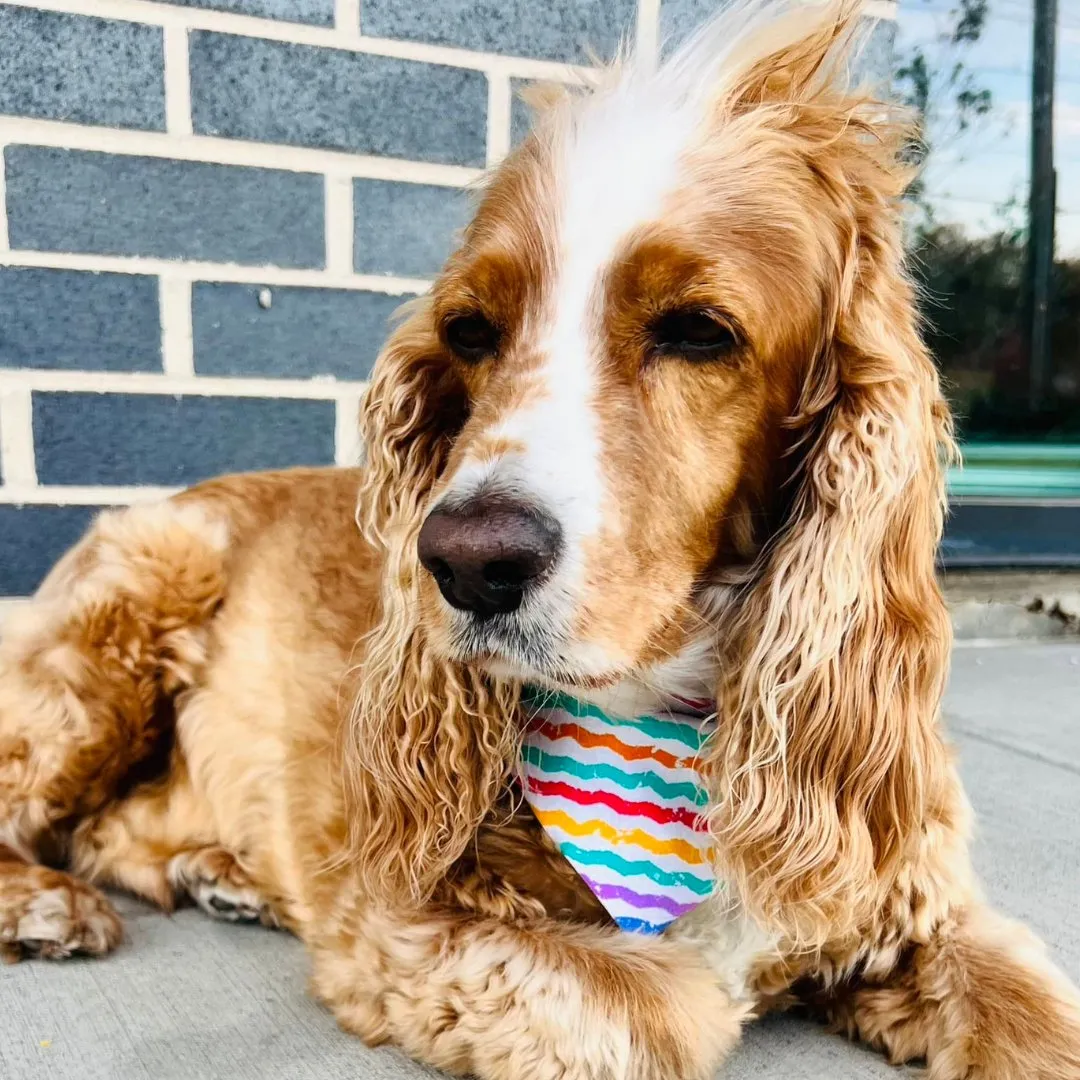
949,443,1080,499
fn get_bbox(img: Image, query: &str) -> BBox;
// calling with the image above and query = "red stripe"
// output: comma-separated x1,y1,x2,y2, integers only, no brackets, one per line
671,696,714,714
525,777,708,832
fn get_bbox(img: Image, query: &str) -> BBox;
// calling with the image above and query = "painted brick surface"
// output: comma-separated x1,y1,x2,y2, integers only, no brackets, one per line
857,18,897,86
0,268,161,372
33,392,336,486
190,33,488,167
164,0,334,25
510,79,534,146
5,147,325,267
0,6,164,131
353,179,470,278
0,505,100,596
659,0,726,47
361,0,638,64
193,283,406,380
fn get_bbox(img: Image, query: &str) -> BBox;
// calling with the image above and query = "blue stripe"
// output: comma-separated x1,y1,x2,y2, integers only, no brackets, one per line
615,916,667,934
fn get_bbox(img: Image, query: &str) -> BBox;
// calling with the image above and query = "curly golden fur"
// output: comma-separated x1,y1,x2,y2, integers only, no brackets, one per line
2,3,1079,1078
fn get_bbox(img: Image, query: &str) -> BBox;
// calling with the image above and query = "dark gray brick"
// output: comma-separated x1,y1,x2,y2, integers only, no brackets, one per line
5,147,324,268
854,18,896,89
658,0,722,49
0,7,164,131
164,0,333,25
0,268,160,372
0,505,100,596
190,33,487,167
193,283,408,380
511,79,539,147
33,392,335,486
354,179,470,279
361,0,637,64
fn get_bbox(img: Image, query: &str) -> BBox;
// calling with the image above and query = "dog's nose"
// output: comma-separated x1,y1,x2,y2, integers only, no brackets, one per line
417,498,561,617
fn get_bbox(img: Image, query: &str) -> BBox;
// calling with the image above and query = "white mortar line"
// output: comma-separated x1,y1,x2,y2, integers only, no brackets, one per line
334,0,360,36
325,175,355,275
0,250,429,294
865,0,899,19
3,0,591,80
0,598,29,621
0,388,37,488
0,116,482,187
0,485,179,505
334,393,364,467
0,369,369,401
635,0,661,66
163,25,193,136
160,277,195,376
485,72,513,166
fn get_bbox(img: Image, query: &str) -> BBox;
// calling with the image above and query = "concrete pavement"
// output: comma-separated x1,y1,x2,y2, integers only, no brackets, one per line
2,642,1077,1079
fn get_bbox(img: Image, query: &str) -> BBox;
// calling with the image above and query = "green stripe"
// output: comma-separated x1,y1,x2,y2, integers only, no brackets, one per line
522,745,709,806
560,842,715,895
949,442,1080,499
522,688,705,751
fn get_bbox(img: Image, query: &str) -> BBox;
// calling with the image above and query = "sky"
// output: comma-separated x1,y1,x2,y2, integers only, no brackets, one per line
895,0,1080,256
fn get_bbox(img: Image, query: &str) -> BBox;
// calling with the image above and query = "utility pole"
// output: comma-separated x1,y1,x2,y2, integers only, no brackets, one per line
1027,0,1057,413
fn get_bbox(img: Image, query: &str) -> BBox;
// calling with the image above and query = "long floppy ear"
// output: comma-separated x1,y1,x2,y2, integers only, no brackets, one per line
704,6,957,948
342,300,519,904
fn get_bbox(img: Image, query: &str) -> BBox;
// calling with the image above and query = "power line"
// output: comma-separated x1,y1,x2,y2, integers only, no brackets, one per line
927,192,1080,214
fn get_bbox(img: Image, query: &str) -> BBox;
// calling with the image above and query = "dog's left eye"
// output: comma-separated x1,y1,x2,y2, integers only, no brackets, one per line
651,310,738,360
445,313,501,362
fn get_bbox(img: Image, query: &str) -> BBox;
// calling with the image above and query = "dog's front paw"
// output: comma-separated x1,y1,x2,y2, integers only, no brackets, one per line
168,846,278,927
0,863,122,962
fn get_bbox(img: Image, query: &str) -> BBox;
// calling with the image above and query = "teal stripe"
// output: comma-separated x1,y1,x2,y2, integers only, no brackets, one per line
522,688,705,752
561,842,714,895
522,745,709,806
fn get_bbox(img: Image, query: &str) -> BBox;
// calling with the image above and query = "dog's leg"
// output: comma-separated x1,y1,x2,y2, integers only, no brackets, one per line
70,761,279,927
0,500,229,959
310,904,748,1080
828,904,1080,1079
167,846,279,926
0,843,122,963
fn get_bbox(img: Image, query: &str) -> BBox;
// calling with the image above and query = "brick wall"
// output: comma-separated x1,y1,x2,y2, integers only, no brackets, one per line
0,0,896,596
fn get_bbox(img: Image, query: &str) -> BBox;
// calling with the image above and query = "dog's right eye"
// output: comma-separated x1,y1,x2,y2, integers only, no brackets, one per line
445,314,501,362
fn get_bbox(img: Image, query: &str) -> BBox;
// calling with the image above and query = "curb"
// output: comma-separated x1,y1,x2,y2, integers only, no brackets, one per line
944,571,1080,641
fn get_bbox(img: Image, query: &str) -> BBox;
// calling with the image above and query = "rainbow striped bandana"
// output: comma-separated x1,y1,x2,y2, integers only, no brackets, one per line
520,689,719,935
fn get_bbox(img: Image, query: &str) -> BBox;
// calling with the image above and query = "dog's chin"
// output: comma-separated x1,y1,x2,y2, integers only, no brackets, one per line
478,654,624,693
434,612,627,692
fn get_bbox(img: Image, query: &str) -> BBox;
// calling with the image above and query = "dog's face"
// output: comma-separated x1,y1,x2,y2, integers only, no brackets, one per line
411,78,846,690
353,5,954,930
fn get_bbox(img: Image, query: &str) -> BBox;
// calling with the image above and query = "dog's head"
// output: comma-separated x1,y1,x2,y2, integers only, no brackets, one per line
350,0,956,940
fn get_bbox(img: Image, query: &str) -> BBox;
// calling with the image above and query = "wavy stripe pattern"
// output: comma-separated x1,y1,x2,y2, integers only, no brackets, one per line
521,691,719,934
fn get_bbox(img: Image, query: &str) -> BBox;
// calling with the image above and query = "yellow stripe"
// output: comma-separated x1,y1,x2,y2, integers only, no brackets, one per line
534,808,708,866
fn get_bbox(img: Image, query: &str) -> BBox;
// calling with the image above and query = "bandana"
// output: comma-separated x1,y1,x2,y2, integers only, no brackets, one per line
519,688,719,934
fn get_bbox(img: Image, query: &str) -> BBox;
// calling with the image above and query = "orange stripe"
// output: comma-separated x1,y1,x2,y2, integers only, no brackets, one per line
534,809,709,865
533,718,698,771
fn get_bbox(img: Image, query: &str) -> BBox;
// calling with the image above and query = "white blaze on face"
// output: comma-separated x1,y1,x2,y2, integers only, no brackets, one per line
450,83,701,652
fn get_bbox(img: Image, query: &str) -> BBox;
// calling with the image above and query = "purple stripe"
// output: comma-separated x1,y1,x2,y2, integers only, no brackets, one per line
580,874,700,918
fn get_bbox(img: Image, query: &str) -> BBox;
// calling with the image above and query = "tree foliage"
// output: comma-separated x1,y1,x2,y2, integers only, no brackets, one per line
893,1,1080,438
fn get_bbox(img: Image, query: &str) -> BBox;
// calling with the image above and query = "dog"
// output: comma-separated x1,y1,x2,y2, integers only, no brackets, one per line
2,2,1080,1077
